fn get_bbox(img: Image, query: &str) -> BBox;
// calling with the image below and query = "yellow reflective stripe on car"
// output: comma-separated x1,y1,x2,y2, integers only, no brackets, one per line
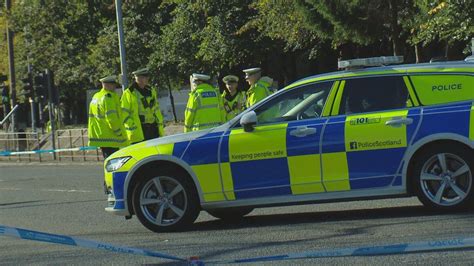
322,152,350,192
156,143,174,155
322,81,340,117
288,154,324,195
403,76,420,106
229,124,287,163
220,162,235,200
410,75,474,105
470,103,474,141
331,80,345,115
124,142,174,161
192,163,226,202
345,110,408,152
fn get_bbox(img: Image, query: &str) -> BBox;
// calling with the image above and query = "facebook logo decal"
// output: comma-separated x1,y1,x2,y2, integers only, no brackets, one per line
350,141,358,150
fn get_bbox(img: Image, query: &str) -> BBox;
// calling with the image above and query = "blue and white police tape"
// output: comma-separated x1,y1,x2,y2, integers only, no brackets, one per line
214,236,474,263
2,224,474,265
0,146,98,156
0,225,186,263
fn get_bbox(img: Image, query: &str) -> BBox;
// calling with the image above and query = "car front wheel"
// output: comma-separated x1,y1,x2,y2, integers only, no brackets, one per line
413,144,474,211
132,171,200,232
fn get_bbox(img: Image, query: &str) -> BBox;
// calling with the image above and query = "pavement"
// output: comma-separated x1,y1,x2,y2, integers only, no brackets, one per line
1,164,473,265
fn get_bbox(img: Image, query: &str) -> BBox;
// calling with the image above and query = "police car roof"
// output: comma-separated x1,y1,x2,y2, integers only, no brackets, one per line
288,60,473,89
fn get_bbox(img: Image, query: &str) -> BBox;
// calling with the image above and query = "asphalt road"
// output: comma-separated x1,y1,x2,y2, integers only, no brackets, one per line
1,163,473,265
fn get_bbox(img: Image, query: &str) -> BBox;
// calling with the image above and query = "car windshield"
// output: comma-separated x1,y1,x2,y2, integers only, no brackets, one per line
254,81,333,124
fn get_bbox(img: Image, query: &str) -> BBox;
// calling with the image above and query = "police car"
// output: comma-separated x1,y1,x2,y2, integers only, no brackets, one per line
104,56,474,232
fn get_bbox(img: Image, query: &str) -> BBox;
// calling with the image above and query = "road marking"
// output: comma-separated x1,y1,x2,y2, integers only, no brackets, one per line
0,187,93,193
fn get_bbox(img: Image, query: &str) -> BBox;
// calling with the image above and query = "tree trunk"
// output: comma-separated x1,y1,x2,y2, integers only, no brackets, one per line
389,0,401,56
445,41,449,59
415,43,421,63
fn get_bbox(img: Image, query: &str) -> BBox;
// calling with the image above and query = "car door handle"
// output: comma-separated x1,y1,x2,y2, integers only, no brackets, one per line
385,117,413,127
290,126,317,137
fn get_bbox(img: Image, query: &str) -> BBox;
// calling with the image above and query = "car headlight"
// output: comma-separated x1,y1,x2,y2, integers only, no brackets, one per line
105,156,131,172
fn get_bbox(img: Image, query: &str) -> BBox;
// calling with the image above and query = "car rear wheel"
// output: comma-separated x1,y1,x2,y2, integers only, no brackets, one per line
206,207,254,220
413,144,474,211
132,171,200,232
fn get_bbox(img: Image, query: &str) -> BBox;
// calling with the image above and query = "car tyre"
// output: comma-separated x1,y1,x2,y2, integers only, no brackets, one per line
413,144,474,211
132,170,200,232
206,207,254,220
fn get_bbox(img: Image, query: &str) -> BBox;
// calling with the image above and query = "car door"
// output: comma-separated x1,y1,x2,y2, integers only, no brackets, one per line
321,76,421,192
220,81,335,200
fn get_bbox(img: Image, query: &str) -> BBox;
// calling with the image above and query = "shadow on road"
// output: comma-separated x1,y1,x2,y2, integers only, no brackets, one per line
0,199,103,210
0,200,44,207
191,205,474,232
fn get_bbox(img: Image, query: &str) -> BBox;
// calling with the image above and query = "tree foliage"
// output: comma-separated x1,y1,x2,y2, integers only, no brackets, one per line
0,0,471,124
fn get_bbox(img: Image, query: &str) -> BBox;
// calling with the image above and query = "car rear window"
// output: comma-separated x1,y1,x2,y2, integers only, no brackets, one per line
339,76,409,115
410,74,473,106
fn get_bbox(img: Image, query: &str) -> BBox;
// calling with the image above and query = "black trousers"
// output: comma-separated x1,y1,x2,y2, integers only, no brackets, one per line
142,123,160,140
101,147,119,159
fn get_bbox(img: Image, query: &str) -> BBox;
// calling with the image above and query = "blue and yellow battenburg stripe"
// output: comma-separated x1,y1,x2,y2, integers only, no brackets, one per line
110,103,473,204
124,103,472,203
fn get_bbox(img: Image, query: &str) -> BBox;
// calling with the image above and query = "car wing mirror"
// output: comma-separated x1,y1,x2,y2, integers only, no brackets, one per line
240,111,257,132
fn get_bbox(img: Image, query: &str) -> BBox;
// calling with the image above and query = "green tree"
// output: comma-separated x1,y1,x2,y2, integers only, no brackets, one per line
408,0,474,61
11,1,107,123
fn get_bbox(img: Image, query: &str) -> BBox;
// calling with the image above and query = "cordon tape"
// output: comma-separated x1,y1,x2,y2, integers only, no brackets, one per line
2,224,474,265
0,225,187,263
0,146,98,156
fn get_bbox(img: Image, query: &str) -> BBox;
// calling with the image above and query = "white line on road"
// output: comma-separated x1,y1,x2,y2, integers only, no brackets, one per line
0,187,93,193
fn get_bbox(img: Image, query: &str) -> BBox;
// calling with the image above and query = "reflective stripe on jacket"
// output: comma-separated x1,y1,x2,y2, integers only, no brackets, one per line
88,88,128,148
184,83,224,132
121,83,165,143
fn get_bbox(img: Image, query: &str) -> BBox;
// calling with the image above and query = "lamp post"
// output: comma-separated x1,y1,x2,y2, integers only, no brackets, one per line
115,0,128,90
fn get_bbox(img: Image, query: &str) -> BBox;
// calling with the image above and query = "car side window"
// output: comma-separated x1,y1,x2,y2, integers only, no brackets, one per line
254,81,333,124
339,76,409,115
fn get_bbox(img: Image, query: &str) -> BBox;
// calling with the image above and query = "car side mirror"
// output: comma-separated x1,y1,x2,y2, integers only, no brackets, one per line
240,111,257,132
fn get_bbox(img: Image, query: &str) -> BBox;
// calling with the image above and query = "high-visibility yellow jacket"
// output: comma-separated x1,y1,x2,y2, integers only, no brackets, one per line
88,88,128,148
184,83,224,132
221,90,245,121
245,76,273,109
121,83,165,143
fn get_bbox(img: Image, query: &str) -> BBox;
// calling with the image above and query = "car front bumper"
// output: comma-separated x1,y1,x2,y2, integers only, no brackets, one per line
104,171,129,216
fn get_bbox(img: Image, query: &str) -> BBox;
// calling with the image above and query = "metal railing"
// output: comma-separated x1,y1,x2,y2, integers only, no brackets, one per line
0,131,47,162
0,128,102,162
55,129,101,161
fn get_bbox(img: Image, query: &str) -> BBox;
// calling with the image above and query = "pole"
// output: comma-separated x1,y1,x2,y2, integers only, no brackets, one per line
38,100,44,133
115,0,128,90
29,98,35,132
28,67,36,132
25,25,36,133
0,104,18,126
166,76,178,123
6,0,16,132
46,69,56,160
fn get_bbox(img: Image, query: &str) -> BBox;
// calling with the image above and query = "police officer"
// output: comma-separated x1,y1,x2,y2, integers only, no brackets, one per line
88,75,128,159
184,73,224,132
221,75,245,121
121,68,165,144
243,67,273,108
